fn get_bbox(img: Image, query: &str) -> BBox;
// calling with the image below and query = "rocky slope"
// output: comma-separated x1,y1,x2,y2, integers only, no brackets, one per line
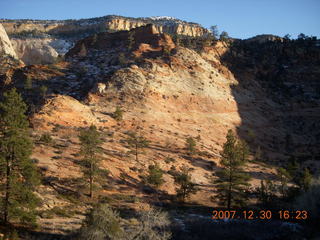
1,24,319,235
1,15,209,65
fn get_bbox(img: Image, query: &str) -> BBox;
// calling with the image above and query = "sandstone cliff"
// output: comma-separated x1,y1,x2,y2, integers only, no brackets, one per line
0,23,18,59
2,24,319,235
1,16,208,65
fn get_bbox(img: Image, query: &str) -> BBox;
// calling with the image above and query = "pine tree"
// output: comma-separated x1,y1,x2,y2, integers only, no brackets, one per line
112,106,123,121
214,130,251,209
185,137,196,155
79,125,103,199
0,88,40,225
145,163,164,188
174,166,197,202
276,167,291,198
125,131,149,162
298,168,312,192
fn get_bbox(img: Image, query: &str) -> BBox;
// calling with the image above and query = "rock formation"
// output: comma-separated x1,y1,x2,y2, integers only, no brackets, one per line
0,23,18,59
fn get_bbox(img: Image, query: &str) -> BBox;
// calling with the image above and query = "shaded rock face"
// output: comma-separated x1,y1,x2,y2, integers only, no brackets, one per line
0,24,18,59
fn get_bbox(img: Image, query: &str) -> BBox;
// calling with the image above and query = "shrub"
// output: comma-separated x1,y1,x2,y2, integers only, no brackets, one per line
39,133,53,145
145,163,164,188
112,106,124,121
79,204,123,240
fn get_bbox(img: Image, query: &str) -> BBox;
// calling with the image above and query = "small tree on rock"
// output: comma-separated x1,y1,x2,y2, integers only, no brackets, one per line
125,131,149,162
145,163,164,188
79,125,103,199
174,166,197,202
214,129,251,209
185,137,197,155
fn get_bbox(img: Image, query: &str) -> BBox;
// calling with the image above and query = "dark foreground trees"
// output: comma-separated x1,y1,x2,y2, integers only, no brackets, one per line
0,88,40,225
214,129,251,209
174,166,197,202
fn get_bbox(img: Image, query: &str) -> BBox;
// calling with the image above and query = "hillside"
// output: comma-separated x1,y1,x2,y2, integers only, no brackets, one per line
0,15,209,65
0,22,319,239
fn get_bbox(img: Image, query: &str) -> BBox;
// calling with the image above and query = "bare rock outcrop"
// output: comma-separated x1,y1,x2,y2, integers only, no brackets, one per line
0,24,18,59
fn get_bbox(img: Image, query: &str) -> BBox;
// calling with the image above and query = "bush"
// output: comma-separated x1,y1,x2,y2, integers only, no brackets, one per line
145,163,164,188
39,133,53,145
112,106,124,121
79,204,123,240
78,204,171,240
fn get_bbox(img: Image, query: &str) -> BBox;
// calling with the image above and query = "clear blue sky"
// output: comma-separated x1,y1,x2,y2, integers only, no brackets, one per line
0,0,319,39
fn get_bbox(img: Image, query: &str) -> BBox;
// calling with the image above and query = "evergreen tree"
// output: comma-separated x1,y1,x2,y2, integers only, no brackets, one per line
298,168,312,192
112,106,124,121
214,130,251,209
174,166,197,202
125,131,149,162
0,88,40,225
185,137,196,155
210,25,219,40
145,163,164,188
219,31,229,41
79,125,103,199
276,167,291,198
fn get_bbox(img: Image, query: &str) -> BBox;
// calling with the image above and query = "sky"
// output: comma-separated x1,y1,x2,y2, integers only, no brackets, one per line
0,0,319,39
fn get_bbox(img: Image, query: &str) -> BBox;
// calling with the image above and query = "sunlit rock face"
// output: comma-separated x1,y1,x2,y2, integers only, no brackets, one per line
0,23,18,59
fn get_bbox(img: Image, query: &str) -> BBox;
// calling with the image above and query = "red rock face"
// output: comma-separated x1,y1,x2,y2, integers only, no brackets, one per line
66,24,175,58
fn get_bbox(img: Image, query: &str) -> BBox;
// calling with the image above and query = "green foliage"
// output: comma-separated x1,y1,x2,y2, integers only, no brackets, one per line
185,137,197,155
79,203,123,240
298,168,312,192
276,167,291,198
256,180,277,206
219,31,230,42
39,132,53,145
112,106,124,121
0,88,40,225
125,131,149,162
79,205,171,240
210,25,219,40
79,125,103,198
145,163,164,188
214,129,251,209
174,166,197,202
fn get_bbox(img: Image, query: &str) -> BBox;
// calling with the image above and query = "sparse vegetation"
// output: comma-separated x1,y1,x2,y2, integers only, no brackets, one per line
125,131,149,162
79,125,103,198
185,137,197,155
174,166,197,202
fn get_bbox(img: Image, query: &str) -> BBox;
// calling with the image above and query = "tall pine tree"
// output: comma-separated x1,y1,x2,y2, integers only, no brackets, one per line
0,88,40,225
214,130,251,209
79,125,103,199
